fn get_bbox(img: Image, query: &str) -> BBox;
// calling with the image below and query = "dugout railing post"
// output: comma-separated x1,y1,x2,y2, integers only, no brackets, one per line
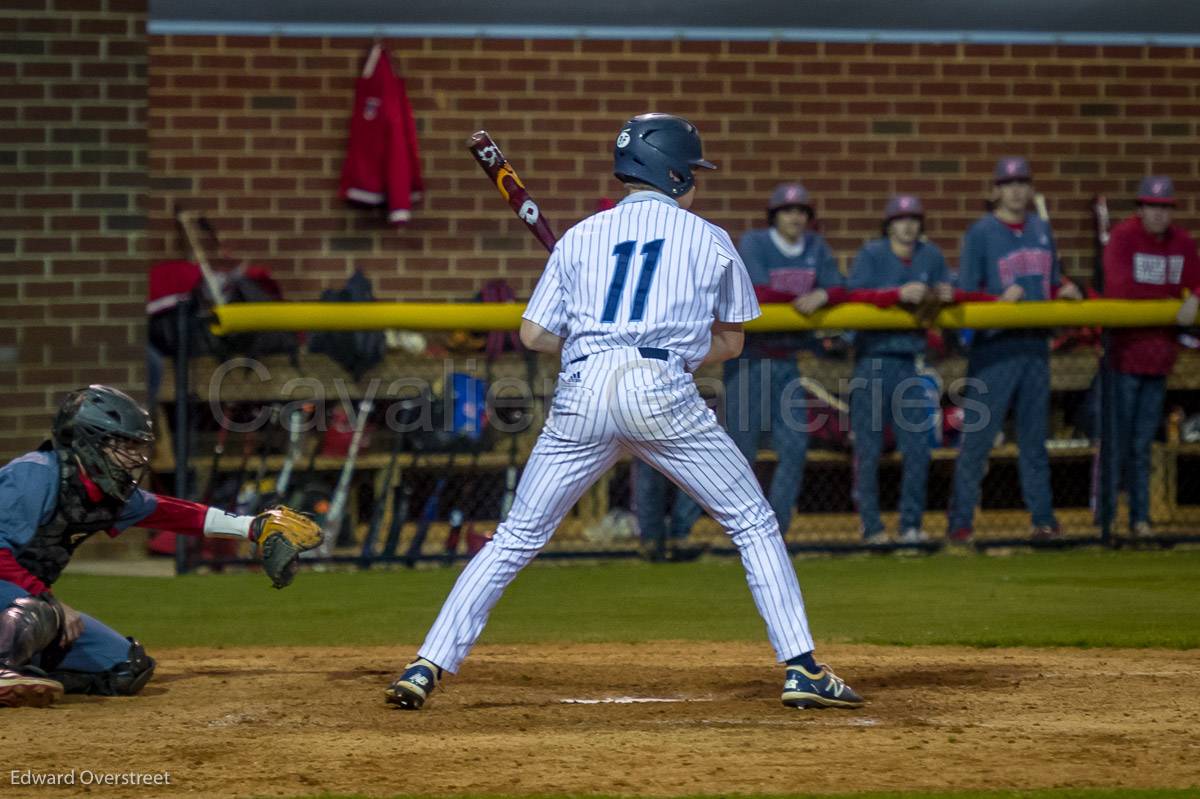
1097,343,1116,547
173,297,192,576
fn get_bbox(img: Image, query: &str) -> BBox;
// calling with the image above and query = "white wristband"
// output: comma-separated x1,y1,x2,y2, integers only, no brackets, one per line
203,507,254,540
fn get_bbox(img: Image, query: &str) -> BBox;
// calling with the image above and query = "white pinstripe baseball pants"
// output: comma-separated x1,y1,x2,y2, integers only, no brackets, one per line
417,348,816,673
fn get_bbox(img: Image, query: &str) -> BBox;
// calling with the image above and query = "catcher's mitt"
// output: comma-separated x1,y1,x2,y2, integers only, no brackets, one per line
250,506,323,589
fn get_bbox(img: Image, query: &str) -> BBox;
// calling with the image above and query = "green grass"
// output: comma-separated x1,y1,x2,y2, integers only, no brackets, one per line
56,549,1200,650
283,787,1200,791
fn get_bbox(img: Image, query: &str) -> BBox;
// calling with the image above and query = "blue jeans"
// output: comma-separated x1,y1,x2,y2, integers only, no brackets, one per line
850,356,932,536
660,357,810,535
632,458,703,544
948,337,1057,531
0,580,132,673
1111,371,1166,528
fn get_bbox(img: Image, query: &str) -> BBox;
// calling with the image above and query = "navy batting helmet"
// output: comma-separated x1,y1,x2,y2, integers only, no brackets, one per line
612,113,716,198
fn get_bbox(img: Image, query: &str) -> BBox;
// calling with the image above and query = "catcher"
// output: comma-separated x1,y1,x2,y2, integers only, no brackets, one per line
0,385,322,709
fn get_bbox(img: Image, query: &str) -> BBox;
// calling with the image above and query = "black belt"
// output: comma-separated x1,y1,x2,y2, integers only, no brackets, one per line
569,347,670,365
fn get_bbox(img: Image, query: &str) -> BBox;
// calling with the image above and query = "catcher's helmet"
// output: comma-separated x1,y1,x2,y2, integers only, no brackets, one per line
52,385,154,501
612,113,716,198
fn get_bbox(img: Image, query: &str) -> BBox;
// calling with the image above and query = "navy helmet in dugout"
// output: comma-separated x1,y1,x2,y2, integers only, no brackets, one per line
612,113,716,198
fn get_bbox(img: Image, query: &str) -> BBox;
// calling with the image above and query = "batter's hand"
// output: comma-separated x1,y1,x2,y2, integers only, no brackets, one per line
898,282,928,304
999,284,1024,302
793,289,829,316
934,282,955,303
60,602,84,647
1057,281,1083,301
1177,294,1199,326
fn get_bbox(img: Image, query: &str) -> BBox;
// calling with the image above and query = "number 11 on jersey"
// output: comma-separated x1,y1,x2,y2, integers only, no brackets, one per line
601,238,665,323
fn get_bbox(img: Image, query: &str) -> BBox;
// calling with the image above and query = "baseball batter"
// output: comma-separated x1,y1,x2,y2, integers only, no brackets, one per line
386,114,863,711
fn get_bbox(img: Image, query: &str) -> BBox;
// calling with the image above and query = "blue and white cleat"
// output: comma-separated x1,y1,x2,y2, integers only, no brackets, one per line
385,658,442,710
781,663,864,709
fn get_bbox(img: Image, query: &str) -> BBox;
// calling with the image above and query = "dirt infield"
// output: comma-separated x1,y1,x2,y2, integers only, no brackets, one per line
6,642,1199,798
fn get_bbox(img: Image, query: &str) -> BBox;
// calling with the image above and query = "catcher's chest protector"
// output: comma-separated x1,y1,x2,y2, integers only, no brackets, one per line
16,445,123,588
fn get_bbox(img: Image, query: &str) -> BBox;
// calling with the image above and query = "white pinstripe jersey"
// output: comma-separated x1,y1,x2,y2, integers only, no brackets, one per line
522,191,760,371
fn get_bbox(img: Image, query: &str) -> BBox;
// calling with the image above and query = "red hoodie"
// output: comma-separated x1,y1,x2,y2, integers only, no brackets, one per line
1103,215,1200,375
338,44,424,225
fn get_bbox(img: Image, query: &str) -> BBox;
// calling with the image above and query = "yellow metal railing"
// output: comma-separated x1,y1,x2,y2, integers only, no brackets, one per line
211,298,1187,335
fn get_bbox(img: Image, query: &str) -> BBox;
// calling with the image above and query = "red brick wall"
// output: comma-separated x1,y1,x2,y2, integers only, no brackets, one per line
145,35,1200,307
1,0,147,459
6,29,1200,460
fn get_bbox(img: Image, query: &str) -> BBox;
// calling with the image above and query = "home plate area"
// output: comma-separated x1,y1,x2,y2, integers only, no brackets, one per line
8,642,1197,798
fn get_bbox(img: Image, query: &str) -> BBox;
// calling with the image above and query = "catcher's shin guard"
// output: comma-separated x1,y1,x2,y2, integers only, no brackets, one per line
385,658,442,710
0,597,62,670
49,638,156,696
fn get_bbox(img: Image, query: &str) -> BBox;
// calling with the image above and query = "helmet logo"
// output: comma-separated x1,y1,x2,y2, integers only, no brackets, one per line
518,199,540,224
616,130,631,149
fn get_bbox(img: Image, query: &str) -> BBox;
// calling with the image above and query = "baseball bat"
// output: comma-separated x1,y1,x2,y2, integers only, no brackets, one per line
467,131,557,253
442,508,465,567
381,448,417,560
270,404,306,506
358,403,412,568
442,443,486,566
799,376,849,415
200,406,232,505
287,405,325,509
499,434,519,523
315,398,374,558
404,450,455,568
239,403,280,515
174,207,227,307
498,351,538,524
1033,193,1049,222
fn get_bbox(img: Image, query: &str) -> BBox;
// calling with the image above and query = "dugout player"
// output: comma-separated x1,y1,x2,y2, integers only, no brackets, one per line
1102,176,1200,537
0,385,321,708
846,196,953,545
947,157,1081,544
632,182,847,544
386,114,863,712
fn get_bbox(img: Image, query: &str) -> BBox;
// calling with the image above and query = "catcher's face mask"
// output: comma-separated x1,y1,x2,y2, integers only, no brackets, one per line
97,435,154,500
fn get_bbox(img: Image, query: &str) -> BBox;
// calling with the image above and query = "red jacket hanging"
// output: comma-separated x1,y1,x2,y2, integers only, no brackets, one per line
339,44,424,225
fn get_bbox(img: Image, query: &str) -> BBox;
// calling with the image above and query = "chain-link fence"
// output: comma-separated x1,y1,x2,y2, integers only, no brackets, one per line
147,315,1200,572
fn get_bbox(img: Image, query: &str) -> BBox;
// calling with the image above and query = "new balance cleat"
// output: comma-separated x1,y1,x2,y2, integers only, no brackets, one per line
385,658,442,710
781,664,864,710
0,668,63,709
